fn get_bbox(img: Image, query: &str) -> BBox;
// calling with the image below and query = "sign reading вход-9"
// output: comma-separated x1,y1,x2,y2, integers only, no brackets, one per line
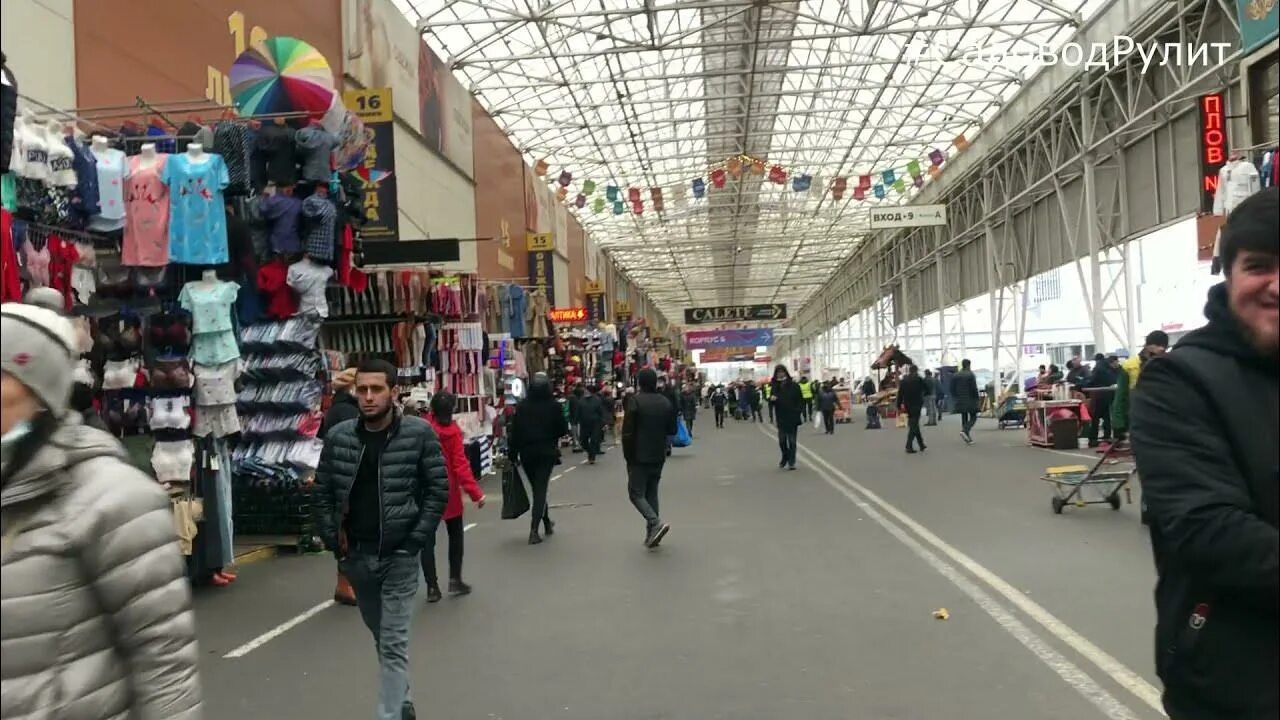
868,204,947,230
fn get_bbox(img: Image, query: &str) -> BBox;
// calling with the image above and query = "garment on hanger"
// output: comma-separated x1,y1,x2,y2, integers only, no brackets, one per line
88,145,128,232
257,257,300,319
213,122,252,196
260,192,302,255
527,289,550,338
252,124,299,188
287,257,334,317
65,137,100,220
122,153,171,266
1213,159,1261,216
179,279,240,365
167,153,230,264
506,284,527,338
295,126,336,183
301,193,335,261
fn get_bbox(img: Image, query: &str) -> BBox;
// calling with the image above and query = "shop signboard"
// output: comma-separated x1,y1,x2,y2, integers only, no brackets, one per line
586,293,607,326
868,204,948,229
344,88,399,242
685,328,774,349
548,307,588,324
700,346,757,362
1022,344,1046,355
585,280,605,295
684,304,787,325
526,232,554,252
615,300,633,323
529,250,554,293
1237,0,1279,54
1196,92,1228,213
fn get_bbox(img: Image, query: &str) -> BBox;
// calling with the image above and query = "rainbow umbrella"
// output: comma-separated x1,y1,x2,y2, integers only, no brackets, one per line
230,36,335,117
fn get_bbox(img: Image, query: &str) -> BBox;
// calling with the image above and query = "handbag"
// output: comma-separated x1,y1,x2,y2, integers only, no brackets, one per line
500,463,531,520
895,412,908,428
813,411,823,430
672,417,692,447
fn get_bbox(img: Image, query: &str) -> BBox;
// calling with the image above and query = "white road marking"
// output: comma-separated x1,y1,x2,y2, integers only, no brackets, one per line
760,426,1165,717
223,601,336,659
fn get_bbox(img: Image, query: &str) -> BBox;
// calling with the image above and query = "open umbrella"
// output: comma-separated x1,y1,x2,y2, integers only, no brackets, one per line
230,36,335,117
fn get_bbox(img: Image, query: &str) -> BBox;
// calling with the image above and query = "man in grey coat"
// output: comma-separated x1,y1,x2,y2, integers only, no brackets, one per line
1,303,201,720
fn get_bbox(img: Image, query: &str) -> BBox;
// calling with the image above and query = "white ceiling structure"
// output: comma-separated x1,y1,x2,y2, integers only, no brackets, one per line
401,0,1107,321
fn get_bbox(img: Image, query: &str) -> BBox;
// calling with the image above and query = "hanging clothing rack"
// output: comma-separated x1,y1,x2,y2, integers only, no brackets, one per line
21,95,319,137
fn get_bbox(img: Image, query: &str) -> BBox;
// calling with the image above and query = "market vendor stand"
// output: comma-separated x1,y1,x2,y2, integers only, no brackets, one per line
1026,392,1088,449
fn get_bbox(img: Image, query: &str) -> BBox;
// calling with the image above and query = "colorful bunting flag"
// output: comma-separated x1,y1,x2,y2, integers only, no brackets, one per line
710,169,727,188
792,174,811,192
928,165,942,178
873,184,886,199
628,187,641,203
809,174,823,197
692,178,706,198
575,193,586,209
893,178,906,194
557,170,572,187
768,164,787,184
954,133,969,151
882,169,895,185
906,160,921,178
593,197,605,214
582,179,596,195
831,177,847,200
613,200,624,215
913,175,925,189
858,174,872,189
750,159,765,175
726,157,742,177
853,186,866,201
534,159,549,176
632,200,643,215
928,148,945,166
606,185,619,202
555,186,568,201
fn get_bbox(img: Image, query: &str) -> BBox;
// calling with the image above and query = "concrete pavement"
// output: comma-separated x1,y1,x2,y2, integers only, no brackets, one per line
195,414,1164,719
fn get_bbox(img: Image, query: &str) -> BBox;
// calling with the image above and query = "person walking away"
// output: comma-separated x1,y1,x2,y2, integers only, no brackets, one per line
423,391,486,603
748,381,764,422
1,303,203,720
897,365,928,453
799,374,814,423
710,385,728,428
680,383,699,436
315,359,449,720
923,369,940,426
1129,186,1278,720
771,365,804,470
658,374,680,454
860,376,876,402
578,383,607,463
1084,352,1118,448
507,373,569,544
321,366,361,606
621,368,677,548
818,382,838,435
951,359,980,444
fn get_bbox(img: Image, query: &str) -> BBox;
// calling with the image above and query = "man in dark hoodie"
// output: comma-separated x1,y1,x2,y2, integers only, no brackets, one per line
577,383,607,464
897,365,927,454
769,365,804,470
1130,186,1278,720
622,368,676,548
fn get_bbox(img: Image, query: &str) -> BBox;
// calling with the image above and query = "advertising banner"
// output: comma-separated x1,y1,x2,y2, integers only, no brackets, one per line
529,251,554,293
73,2,343,112
1237,0,1279,54
615,301,633,323
684,304,787,325
548,307,588,324
345,0,474,176
1196,92,1228,213
586,294,607,326
868,204,948,229
685,328,774,349
700,346,758,362
344,88,399,242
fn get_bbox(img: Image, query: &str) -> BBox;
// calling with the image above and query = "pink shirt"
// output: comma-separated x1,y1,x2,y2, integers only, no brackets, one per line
123,154,171,267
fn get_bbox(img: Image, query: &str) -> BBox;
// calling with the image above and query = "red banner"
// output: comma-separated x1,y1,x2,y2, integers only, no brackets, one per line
548,307,588,324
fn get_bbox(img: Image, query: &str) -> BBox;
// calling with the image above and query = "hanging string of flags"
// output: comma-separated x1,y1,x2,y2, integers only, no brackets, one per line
531,134,971,216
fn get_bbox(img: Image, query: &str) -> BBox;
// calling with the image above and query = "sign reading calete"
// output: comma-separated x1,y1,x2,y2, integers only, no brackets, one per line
868,204,947,229
684,304,787,325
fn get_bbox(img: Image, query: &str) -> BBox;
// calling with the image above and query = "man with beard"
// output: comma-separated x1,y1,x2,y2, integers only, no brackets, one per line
316,359,450,720
1130,187,1278,720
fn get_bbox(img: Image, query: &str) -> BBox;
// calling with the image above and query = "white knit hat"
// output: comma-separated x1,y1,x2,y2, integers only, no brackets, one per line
1,303,79,416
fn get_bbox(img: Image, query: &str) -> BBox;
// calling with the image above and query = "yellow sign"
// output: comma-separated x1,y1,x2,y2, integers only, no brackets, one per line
585,281,605,294
526,232,554,252
616,301,631,314
344,88,393,123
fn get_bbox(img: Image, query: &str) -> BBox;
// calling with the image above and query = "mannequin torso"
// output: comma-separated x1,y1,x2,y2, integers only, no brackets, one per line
137,143,160,170
186,143,209,165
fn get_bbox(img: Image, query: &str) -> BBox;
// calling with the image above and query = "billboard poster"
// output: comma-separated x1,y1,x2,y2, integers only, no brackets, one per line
529,250,554,293
586,293,606,326
345,88,399,242
685,328,775,349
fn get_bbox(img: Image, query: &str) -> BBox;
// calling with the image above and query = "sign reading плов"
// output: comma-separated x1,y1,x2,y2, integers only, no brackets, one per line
868,204,948,229
683,304,787,325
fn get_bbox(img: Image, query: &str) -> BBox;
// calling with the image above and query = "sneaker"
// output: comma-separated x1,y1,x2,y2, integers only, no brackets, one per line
448,579,472,596
787,464,797,471
426,586,443,603
779,460,787,469
529,530,543,545
645,523,671,548
906,448,918,454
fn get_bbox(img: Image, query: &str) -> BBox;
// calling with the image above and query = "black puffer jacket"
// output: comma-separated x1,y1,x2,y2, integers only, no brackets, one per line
315,413,450,556
509,383,569,462
1131,283,1278,720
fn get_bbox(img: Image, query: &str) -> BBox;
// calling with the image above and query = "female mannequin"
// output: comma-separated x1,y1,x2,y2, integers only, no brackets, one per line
90,134,110,152
199,269,219,286
186,142,208,163
137,142,159,169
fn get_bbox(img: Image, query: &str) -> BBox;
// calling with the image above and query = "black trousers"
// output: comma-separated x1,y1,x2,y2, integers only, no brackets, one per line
767,402,774,422
421,516,464,588
822,409,836,434
713,406,726,427
777,427,798,466
959,410,978,435
627,462,664,530
905,411,925,450
1088,396,1113,446
751,405,763,422
580,423,601,459
522,458,555,531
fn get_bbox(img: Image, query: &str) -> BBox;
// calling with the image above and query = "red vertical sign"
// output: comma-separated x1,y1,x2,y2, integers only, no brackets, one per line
1197,92,1227,213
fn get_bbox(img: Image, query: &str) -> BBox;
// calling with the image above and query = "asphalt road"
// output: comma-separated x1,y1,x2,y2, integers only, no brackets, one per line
194,413,1165,720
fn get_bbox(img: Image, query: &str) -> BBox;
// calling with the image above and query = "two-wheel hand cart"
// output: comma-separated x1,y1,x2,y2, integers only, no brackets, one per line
1041,440,1136,515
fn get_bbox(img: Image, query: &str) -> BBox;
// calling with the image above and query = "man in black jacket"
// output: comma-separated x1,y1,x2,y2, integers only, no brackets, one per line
657,373,680,456
315,359,450,720
897,365,927,453
578,383,607,464
1130,187,1278,720
1084,353,1117,448
622,368,677,548
950,359,980,444
770,365,804,470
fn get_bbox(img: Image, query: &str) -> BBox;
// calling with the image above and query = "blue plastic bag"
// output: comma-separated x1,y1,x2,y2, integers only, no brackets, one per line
672,417,692,447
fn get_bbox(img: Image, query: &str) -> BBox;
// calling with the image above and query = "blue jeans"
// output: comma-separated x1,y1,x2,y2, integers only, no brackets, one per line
342,551,420,720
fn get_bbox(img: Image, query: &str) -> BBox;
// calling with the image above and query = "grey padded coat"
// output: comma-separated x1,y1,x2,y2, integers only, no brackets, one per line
0,420,202,720
315,413,450,557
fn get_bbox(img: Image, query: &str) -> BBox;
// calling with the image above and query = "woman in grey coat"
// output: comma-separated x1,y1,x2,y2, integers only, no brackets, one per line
1,303,202,720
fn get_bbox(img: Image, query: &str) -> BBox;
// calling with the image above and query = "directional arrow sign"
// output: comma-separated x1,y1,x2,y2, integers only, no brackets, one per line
683,304,788,325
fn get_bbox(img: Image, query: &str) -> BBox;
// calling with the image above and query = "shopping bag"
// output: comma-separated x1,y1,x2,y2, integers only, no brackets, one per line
813,412,822,430
895,412,908,429
500,464,530,519
672,417,692,448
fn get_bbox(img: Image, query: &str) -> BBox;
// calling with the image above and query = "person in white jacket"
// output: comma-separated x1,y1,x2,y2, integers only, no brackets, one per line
1,303,202,720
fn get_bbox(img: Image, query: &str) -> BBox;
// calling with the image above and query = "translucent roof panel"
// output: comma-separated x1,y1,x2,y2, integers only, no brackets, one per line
401,0,1106,320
